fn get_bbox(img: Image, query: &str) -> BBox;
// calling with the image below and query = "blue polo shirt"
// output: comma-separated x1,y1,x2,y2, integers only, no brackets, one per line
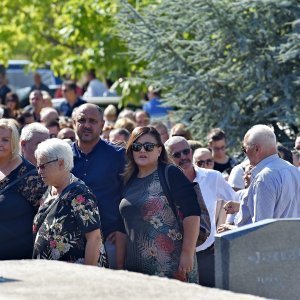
59,97,86,117
71,139,125,239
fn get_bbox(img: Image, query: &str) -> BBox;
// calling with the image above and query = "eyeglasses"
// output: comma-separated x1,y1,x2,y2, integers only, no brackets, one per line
36,159,58,170
131,142,159,152
195,159,214,167
212,145,226,152
241,146,247,153
241,144,254,154
171,148,191,159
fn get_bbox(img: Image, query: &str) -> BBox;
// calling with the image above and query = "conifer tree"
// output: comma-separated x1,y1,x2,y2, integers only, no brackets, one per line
118,0,300,146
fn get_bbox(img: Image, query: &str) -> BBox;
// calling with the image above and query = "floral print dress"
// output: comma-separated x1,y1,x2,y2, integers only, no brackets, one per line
33,179,106,265
120,170,198,282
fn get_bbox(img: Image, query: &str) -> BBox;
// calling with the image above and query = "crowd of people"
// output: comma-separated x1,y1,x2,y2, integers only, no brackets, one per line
1,69,300,288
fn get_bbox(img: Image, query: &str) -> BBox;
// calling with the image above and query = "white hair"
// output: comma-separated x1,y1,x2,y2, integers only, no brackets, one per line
35,138,74,171
164,136,189,152
20,123,49,141
245,124,276,149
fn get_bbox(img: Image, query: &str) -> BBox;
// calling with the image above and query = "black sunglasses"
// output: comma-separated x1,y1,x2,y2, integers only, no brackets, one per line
195,159,214,167
131,142,160,152
172,148,191,159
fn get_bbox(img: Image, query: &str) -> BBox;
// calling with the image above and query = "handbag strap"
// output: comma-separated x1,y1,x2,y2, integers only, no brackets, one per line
0,168,36,195
160,164,181,224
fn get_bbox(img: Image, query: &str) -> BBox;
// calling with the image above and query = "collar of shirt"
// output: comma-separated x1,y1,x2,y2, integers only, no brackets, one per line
193,165,209,182
251,154,279,179
72,139,103,158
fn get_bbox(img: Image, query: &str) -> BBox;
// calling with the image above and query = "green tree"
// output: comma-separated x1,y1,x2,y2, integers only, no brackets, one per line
118,0,300,146
0,0,158,105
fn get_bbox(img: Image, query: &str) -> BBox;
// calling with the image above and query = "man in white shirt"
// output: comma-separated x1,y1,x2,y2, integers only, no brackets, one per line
84,69,108,97
165,136,237,287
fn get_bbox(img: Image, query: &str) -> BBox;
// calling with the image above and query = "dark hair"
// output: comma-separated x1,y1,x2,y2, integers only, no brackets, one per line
63,80,77,91
123,126,170,184
187,140,203,153
45,119,60,129
170,123,192,140
207,128,226,143
111,128,130,140
5,92,20,110
88,69,96,79
277,144,293,164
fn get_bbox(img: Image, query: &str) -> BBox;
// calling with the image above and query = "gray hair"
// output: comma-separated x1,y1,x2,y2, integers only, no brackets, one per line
245,124,276,150
164,136,189,153
20,123,49,141
35,138,74,171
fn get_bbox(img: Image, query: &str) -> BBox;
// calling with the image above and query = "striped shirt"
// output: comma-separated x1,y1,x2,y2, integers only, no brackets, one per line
237,154,300,227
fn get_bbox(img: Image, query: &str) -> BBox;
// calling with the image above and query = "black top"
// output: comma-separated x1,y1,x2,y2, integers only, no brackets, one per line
213,157,237,175
0,84,11,104
0,158,47,259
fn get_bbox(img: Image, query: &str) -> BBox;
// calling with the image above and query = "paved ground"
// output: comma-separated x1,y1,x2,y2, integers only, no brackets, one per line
0,260,266,300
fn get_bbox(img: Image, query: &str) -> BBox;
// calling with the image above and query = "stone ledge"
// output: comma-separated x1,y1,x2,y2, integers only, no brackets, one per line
0,260,266,300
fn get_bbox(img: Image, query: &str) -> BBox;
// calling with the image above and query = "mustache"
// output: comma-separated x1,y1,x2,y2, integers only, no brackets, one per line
179,159,191,166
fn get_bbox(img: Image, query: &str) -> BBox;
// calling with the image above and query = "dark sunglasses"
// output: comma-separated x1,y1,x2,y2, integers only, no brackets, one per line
131,142,159,152
172,148,191,159
195,159,214,167
36,159,58,170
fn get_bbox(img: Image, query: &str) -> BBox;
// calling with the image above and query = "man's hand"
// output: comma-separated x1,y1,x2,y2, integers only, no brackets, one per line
217,223,236,233
223,201,240,214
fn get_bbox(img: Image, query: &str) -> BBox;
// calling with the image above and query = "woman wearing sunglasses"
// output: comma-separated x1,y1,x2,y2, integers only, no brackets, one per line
32,138,107,266
119,126,201,282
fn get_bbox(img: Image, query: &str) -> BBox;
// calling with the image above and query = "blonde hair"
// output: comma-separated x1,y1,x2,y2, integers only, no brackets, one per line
0,118,20,159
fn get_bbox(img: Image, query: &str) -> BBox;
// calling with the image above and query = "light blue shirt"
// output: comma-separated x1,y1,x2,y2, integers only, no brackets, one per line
237,154,300,227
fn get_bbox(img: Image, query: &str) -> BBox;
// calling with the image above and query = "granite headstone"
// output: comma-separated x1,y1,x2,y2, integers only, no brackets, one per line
215,219,300,300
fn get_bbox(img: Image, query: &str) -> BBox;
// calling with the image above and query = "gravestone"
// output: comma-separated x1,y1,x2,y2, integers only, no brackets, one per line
215,219,300,300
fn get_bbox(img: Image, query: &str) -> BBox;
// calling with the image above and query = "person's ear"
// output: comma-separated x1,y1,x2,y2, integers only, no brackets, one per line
20,140,26,149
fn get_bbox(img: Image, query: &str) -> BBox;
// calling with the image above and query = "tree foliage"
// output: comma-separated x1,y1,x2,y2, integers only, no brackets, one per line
0,0,158,105
118,0,300,146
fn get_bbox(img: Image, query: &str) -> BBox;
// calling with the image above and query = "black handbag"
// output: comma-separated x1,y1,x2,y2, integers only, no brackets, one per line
160,164,211,247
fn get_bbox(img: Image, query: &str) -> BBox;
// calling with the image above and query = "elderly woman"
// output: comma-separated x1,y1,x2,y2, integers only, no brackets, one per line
0,119,47,259
33,138,106,266
119,126,201,282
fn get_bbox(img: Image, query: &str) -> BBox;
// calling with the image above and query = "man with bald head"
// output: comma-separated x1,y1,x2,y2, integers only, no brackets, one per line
237,124,300,226
193,148,214,170
71,103,125,268
165,136,236,287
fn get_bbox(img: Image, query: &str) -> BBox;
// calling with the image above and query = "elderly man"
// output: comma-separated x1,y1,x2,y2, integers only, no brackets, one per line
193,147,214,169
219,125,300,234
239,125,300,224
165,136,237,287
20,122,50,166
71,103,125,269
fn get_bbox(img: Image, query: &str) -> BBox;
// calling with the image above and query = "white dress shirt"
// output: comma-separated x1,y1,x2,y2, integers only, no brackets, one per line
193,166,237,252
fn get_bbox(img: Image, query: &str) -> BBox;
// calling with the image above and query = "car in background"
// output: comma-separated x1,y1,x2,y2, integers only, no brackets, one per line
6,60,62,107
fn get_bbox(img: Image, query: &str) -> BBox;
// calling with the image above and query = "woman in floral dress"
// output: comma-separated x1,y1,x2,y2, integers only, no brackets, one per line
119,126,201,282
33,138,106,266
